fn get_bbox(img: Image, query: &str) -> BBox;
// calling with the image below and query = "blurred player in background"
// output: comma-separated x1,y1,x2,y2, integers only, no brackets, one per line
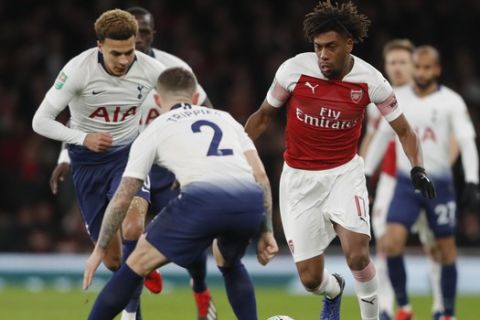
83,67,278,320
47,7,216,320
364,45,480,320
360,39,456,320
244,1,435,319
32,9,169,320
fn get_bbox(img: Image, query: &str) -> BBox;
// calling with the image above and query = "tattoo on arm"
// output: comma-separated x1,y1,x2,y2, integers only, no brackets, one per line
96,177,143,249
260,182,273,233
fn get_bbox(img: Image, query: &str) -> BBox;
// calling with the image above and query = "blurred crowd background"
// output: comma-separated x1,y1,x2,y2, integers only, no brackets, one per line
1,0,479,252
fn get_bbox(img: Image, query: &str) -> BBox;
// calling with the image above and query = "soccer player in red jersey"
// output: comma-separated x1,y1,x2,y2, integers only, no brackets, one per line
245,1,435,319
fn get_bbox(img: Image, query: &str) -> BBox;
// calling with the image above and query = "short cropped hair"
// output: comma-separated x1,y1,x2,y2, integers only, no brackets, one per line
156,68,197,96
303,0,370,43
94,9,138,41
383,39,415,59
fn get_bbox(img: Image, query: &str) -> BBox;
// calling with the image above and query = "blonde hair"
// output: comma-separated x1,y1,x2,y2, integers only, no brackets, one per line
383,39,415,59
94,9,138,41
156,67,197,97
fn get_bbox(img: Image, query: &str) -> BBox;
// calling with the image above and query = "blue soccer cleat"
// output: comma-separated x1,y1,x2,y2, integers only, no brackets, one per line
320,273,345,320
432,311,442,320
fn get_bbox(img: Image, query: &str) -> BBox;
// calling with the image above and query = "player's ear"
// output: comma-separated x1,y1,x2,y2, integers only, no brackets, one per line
346,38,353,53
154,93,162,107
192,92,200,105
97,40,103,52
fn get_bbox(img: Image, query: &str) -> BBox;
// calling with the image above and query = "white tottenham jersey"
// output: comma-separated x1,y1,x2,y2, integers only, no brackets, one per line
139,48,208,130
378,85,476,177
44,48,166,146
124,104,256,187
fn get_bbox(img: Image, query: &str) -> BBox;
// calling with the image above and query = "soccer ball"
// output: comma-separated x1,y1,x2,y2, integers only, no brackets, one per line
266,316,295,320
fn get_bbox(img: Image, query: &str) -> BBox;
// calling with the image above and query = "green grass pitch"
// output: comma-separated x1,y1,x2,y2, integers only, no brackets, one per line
1,286,479,319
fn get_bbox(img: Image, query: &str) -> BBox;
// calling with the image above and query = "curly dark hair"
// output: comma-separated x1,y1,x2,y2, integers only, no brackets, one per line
303,0,371,43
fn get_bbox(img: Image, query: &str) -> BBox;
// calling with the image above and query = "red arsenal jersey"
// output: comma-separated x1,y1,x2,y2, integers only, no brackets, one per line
267,53,402,170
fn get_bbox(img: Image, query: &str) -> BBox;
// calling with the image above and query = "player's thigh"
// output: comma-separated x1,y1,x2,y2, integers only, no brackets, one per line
424,185,457,239
126,234,169,276
279,163,336,262
325,156,371,240
386,175,423,230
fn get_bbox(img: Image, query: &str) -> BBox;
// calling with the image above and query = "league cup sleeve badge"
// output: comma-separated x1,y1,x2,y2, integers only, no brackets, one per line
54,72,68,90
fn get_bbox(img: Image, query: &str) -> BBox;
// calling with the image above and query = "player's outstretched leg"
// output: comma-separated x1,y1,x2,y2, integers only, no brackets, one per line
188,253,217,320
320,273,345,320
89,264,143,320
219,262,257,320
122,240,143,320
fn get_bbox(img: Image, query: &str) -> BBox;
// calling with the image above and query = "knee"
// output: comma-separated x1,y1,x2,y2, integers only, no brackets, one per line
383,236,404,256
299,270,323,291
345,251,370,271
122,219,144,240
103,255,122,271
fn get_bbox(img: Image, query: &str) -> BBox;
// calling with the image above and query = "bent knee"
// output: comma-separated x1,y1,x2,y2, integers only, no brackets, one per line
103,256,122,271
345,252,370,271
299,272,323,291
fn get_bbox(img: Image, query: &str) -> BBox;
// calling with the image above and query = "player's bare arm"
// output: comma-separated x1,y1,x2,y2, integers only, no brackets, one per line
388,114,423,168
244,149,278,265
96,177,143,249
244,99,279,140
389,114,436,199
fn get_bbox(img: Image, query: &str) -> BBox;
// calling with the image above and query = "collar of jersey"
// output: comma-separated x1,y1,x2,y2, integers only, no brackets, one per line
97,51,138,76
171,103,191,110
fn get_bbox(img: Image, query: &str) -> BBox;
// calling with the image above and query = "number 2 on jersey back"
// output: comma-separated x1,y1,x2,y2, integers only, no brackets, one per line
191,120,234,156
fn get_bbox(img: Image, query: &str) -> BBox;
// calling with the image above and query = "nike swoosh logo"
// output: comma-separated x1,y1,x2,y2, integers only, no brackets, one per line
360,297,376,305
92,90,105,95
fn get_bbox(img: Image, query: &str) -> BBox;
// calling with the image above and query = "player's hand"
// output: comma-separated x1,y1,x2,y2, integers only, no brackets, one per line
462,182,480,211
49,162,70,195
256,231,278,266
83,132,113,152
83,246,105,290
410,166,436,199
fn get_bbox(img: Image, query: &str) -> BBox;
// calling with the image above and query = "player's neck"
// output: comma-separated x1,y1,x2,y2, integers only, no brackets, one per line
164,98,193,112
414,82,439,98
337,56,354,80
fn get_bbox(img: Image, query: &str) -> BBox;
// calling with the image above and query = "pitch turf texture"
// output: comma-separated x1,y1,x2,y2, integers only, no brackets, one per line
1,286,479,319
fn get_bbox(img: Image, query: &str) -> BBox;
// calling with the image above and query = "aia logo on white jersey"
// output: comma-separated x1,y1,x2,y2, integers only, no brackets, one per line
305,81,318,94
350,89,363,103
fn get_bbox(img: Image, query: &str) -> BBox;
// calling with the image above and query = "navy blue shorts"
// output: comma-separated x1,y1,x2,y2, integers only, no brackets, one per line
145,181,264,268
148,164,179,215
387,174,456,238
68,145,150,241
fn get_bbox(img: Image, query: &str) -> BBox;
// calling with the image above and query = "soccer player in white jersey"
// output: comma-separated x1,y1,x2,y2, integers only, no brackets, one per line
31,9,168,319
244,2,436,320
360,39,452,320
47,7,217,319
82,67,279,320
364,46,480,320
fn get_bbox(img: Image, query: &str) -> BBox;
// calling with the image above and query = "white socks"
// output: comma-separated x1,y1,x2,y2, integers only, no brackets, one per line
308,269,341,299
121,310,136,320
352,259,379,320
376,254,394,315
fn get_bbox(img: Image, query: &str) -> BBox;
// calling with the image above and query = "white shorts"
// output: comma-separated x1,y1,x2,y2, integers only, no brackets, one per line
279,155,370,262
371,173,396,239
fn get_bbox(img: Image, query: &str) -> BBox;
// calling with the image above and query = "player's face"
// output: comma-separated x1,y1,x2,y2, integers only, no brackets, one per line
134,14,155,53
384,49,413,87
413,51,441,90
313,31,353,79
98,36,136,76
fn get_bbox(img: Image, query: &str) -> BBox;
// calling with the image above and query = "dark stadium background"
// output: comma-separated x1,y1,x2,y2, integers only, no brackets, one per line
0,0,479,253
